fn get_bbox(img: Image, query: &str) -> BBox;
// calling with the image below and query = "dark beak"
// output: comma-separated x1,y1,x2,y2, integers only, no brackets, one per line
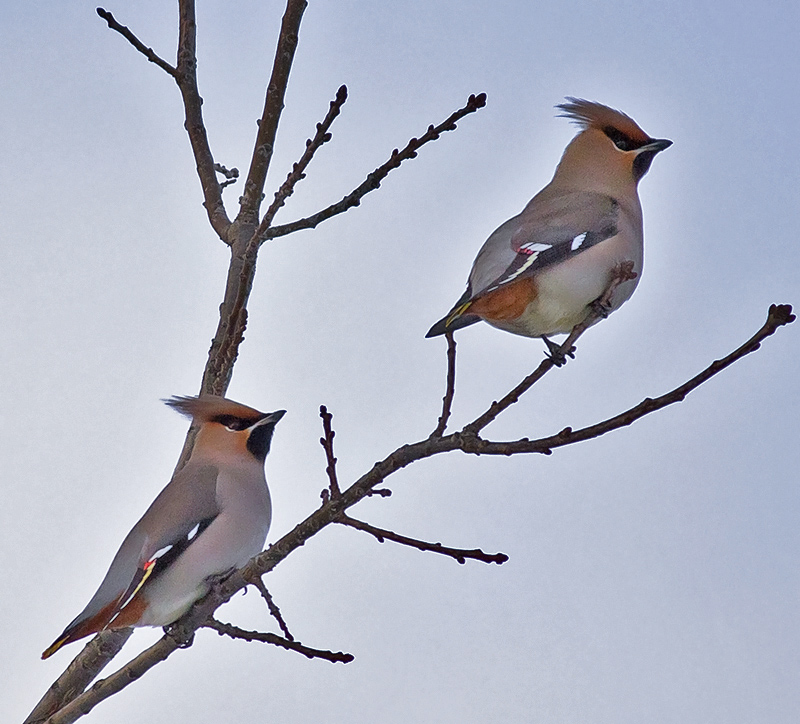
637,138,672,154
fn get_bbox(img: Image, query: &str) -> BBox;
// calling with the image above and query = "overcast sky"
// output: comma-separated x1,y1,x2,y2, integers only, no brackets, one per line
3,1,799,722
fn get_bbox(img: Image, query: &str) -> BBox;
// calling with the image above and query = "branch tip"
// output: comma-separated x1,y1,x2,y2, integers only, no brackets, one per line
339,514,508,566
768,303,795,327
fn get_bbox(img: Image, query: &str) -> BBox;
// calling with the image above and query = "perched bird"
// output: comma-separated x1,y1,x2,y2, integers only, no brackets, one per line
42,395,285,659
427,98,671,359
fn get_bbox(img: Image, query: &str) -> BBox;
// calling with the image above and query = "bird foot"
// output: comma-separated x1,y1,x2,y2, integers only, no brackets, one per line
164,623,195,649
542,336,575,367
205,567,236,588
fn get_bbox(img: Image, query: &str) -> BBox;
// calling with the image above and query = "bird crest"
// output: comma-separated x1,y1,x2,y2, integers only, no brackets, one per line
164,395,265,425
556,97,650,145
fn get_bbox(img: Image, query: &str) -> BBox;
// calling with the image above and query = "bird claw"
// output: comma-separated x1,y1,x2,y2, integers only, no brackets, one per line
542,336,575,367
205,567,236,588
164,623,195,648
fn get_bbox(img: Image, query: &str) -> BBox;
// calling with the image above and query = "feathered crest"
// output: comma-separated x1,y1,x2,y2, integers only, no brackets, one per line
164,395,265,424
556,97,650,144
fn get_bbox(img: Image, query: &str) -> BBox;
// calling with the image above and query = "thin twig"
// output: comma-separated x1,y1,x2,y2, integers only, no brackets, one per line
255,84,348,238
338,513,508,565
238,0,308,219
96,8,178,78
431,332,457,437
174,0,232,241
261,92,488,241
249,577,293,640
204,618,353,663
214,163,240,189
366,488,392,498
320,405,342,499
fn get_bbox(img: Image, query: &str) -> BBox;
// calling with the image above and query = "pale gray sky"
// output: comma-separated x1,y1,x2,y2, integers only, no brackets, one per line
3,1,799,722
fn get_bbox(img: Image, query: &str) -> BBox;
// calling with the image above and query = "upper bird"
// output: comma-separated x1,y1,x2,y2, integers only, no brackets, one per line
426,98,671,358
42,395,285,659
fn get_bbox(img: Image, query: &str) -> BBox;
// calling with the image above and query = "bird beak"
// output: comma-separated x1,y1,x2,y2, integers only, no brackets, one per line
637,138,672,154
262,410,286,425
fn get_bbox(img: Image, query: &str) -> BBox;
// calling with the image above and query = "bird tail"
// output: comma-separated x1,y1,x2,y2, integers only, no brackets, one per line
41,598,120,659
426,295,482,338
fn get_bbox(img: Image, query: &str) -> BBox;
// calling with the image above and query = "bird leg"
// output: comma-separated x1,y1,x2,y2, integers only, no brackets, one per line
204,567,237,587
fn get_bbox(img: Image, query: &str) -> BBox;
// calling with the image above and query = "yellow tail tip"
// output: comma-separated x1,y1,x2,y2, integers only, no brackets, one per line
41,637,67,660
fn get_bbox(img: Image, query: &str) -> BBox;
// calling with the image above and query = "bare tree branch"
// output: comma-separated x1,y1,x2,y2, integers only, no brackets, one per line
214,163,240,189
24,629,133,724
36,303,792,722
256,84,348,237
431,332,457,437
95,8,178,78
238,0,308,221
260,92,488,241
319,405,342,501
204,618,354,663
337,513,509,565
457,303,797,456
32,8,792,724
97,4,231,240
249,577,294,640
42,636,180,724
175,0,232,241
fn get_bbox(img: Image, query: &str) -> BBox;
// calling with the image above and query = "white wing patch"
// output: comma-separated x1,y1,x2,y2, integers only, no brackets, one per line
503,251,541,283
571,232,588,251
151,544,174,560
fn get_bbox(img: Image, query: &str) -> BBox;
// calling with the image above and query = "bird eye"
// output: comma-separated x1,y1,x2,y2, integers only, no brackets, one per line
603,126,634,152
214,414,249,431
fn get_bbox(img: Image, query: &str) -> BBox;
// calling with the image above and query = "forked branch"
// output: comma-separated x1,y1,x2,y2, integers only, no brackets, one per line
261,92,488,241
256,85,349,237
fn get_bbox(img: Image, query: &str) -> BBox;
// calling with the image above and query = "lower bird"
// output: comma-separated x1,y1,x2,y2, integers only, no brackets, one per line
427,98,671,360
42,395,285,659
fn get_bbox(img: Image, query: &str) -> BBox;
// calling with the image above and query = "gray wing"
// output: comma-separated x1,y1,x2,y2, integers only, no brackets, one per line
47,463,221,649
468,192,620,297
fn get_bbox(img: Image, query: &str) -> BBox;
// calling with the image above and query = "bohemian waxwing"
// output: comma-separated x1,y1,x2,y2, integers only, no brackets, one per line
42,395,285,659
427,98,671,357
